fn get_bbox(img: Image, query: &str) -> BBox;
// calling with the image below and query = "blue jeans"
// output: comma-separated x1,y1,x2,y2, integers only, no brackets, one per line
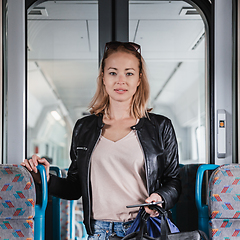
88,219,134,240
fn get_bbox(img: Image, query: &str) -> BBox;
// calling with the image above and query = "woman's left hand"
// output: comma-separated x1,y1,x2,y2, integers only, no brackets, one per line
144,193,163,217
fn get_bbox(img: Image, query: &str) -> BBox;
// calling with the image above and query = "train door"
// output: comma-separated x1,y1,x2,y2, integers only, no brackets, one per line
27,1,99,168
237,3,239,164
129,1,207,164
26,0,209,167
0,0,2,162
1,0,235,166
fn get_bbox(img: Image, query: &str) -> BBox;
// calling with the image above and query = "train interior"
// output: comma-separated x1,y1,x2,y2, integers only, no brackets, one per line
1,0,239,239
26,1,211,238
27,1,206,168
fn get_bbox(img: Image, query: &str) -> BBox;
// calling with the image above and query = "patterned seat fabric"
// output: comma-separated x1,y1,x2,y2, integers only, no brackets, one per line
0,164,35,239
208,164,240,239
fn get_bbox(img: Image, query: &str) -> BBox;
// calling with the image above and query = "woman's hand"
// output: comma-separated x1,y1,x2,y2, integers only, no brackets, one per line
21,155,50,183
144,193,163,217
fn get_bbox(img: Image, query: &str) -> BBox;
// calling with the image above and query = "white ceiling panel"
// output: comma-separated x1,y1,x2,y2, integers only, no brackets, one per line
27,0,206,127
155,60,205,106
135,20,204,53
28,20,95,60
88,20,98,52
145,61,178,99
129,19,139,42
129,1,201,20
28,2,98,20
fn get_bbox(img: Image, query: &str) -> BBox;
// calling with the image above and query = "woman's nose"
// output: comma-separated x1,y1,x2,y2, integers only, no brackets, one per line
117,75,126,84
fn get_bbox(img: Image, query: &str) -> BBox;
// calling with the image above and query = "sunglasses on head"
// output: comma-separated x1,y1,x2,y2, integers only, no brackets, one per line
104,41,141,54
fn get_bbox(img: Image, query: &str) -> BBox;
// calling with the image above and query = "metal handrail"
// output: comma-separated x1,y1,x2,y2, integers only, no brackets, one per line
35,164,48,240
50,166,62,240
195,164,219,236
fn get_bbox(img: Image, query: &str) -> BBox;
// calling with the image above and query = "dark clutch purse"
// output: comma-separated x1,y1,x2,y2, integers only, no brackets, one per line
109,205,208,240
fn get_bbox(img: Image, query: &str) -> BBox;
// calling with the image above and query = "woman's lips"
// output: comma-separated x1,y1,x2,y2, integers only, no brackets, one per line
114,89,127,93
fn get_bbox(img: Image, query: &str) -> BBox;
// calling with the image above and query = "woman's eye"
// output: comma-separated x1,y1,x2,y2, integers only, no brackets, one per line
126,72,133,76
109,72,116,76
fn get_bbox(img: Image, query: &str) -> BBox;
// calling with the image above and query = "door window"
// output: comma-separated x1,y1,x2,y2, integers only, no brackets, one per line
129,1,206,163
27,1,98,168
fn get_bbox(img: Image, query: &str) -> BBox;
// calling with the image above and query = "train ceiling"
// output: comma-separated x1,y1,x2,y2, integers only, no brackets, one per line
27,0,205,127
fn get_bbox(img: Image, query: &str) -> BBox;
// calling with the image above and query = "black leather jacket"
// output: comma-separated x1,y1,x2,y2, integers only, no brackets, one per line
48,113,181,235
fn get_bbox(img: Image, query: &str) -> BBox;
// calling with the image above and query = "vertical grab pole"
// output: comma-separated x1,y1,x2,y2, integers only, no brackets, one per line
35,164,48,240
70,200,75,239
50,166,62,240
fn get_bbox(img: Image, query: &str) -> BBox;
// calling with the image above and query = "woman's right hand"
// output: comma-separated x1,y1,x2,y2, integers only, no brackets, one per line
21,155,50,183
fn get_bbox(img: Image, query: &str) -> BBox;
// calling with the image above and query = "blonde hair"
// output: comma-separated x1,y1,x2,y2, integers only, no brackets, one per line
89,44,150,119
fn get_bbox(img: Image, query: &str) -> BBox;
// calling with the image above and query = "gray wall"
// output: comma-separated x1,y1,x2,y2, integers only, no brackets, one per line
5,0,26,164
214,0,232,165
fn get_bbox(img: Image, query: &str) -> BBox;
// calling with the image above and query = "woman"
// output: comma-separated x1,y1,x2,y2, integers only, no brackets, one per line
22,41,181,239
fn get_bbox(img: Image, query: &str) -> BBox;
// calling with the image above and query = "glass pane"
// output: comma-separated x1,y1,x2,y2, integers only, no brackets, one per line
27,1,98,168
129,1,206,164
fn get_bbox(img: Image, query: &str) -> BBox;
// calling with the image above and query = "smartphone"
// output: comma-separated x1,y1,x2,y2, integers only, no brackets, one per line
126,201,163,208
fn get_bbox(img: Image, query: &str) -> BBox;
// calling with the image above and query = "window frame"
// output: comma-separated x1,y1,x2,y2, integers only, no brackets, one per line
1,0,214,164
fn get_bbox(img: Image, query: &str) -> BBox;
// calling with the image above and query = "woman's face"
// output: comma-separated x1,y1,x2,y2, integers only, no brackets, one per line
103,51,140,105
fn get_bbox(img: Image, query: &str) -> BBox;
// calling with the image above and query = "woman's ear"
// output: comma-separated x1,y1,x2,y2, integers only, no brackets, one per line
102,72,105,85
137,73,142,86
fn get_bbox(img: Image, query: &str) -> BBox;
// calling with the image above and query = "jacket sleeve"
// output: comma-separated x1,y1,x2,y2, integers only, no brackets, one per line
154,119,181,210
48,120,82,200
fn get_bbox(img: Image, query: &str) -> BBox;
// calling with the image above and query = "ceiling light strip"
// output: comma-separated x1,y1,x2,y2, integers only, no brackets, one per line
153,62,182,102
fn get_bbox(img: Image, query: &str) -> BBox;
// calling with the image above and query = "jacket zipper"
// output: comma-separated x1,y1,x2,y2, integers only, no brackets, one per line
87,129,102,234
135,130,150,194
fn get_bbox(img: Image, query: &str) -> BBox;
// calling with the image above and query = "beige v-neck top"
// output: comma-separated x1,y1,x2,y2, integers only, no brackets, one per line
90,130,149,222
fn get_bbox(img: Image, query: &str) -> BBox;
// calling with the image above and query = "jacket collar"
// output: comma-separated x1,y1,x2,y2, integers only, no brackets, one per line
131,117,145,130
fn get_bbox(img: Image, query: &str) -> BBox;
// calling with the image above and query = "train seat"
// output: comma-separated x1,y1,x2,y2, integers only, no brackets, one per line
172,164,205,232
60,169,71,240
208,164,240,239
196,164,219,236
0,164,35,239
0,164,47,240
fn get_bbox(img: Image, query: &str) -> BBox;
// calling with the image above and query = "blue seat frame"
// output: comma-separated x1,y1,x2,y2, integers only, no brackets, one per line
63,168,76,240
50,166,62,240
70,195,75,239
35,164,48,240
195,164,219,236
